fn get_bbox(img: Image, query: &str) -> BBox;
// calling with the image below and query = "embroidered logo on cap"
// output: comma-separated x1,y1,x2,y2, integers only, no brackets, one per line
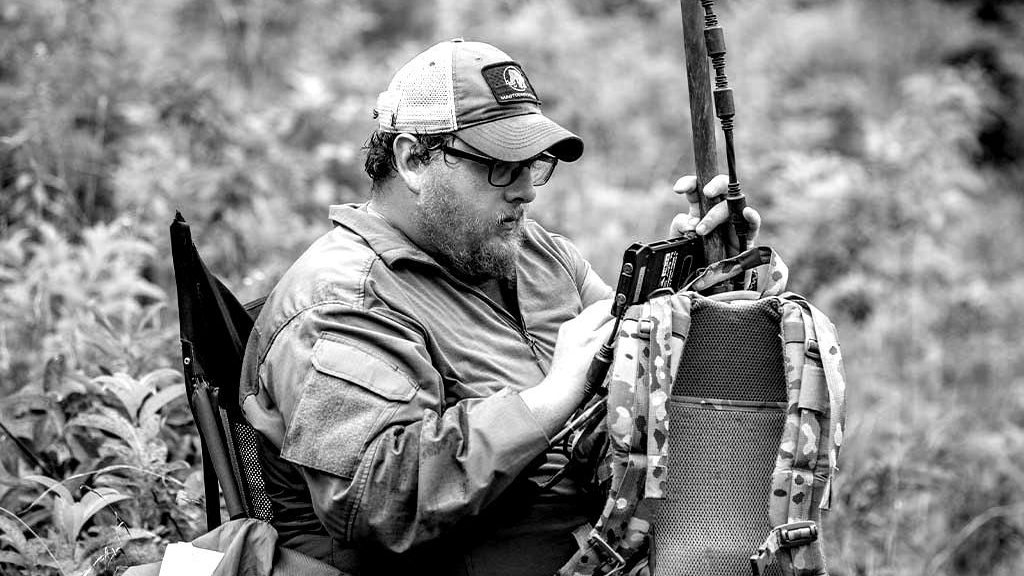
482,62,540,105
503,67,528,91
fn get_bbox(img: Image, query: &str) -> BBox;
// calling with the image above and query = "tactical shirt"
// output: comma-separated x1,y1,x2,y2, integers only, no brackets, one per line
239,204,611,574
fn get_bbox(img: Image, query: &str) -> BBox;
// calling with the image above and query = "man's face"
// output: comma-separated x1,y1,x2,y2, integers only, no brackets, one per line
412,140,537,283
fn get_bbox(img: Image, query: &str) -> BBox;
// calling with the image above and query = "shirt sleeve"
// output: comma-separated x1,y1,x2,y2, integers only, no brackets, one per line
548,233,614,307
258,302,550,552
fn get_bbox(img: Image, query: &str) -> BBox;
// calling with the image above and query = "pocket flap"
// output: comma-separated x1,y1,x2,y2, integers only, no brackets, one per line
312,335,417,402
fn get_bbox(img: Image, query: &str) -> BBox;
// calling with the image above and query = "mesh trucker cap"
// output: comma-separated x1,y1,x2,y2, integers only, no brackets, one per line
374,39,583,163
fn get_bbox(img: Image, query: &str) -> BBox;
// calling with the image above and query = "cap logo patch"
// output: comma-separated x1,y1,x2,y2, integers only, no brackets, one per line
503,67,528,91
482,62,540,106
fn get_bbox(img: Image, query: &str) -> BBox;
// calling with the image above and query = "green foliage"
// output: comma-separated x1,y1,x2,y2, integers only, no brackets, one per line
0,362,202,575
2,0,1024,574
0,220,170,389
0,478,157,576
23,476,131,548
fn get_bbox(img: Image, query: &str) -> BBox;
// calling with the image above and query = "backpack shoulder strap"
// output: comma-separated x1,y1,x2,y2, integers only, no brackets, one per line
558,294,691,576
752,296,847,576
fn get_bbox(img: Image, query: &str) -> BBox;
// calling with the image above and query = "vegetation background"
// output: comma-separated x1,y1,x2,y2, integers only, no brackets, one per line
2,0,1023,574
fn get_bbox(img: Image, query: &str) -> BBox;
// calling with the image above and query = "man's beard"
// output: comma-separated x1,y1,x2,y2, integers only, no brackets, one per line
413,182,525,283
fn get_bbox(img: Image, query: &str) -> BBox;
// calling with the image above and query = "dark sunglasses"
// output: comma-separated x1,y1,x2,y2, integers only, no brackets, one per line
439,142,558,187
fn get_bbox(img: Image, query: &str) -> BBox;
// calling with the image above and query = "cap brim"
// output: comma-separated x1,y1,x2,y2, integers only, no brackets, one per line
456,113,583,163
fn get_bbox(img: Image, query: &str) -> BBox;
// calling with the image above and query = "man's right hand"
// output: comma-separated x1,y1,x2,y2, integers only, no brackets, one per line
550,298,615,388
520,298,614,437
670,174,762,254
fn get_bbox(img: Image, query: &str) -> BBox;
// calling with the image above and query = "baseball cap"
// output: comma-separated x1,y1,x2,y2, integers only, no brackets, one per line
374,39,583,163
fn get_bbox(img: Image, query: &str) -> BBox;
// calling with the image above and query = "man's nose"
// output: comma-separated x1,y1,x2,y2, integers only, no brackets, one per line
504,173,536,204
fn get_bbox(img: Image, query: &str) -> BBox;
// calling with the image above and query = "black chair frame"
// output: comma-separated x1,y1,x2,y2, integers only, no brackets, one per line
170,212,273,530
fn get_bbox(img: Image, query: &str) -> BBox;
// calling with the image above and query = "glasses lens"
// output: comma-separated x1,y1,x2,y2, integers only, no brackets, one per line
530,156,557,186
489,161,518,187
484,155,557,187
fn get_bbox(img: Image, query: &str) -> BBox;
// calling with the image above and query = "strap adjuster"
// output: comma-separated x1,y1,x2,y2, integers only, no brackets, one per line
778,520,818,547
749,521,819,576
637,318,654,338
588,533,626,576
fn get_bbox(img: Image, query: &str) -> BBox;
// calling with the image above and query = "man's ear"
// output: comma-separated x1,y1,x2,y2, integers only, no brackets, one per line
393,133,428,194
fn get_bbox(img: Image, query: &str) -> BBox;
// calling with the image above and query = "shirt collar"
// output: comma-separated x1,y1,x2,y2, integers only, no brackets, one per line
328,203,439,268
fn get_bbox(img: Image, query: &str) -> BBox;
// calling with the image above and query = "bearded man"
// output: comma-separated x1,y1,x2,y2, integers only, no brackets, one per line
239,39,758,576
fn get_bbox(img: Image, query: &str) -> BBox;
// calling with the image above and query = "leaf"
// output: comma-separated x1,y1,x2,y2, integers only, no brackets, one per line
0,513,29,555
4,392,55,418
67,407,143,456
56,496,78,547
116,526,159,543
139,368,182,392
134,302,167,334
71,488,131,541
164,460,189,474
92,373,151,421
23,474,74,503
0,551,27,566
0,410,36,440
139,383,185,425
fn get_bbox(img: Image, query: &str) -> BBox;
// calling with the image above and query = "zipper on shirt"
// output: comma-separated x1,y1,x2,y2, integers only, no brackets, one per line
408,260,550,373
500,275,549,373
443,269,547,371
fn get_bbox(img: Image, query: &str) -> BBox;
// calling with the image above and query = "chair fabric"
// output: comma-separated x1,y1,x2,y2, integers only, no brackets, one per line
123,518,342,576
170,212,273,529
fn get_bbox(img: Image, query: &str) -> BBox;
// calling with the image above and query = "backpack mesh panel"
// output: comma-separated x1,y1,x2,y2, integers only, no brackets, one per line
674,298,786,402
653,298,786,576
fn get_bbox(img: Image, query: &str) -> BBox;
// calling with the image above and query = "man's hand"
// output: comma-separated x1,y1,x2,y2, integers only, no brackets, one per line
548,298,615,388
521,298,614,437
669,174,762,254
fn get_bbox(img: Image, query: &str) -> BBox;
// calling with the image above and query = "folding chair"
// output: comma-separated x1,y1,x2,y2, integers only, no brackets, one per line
170,212,274,530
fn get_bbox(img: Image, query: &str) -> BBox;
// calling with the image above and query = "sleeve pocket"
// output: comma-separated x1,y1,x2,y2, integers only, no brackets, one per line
279,334,419,479
312,334,418,402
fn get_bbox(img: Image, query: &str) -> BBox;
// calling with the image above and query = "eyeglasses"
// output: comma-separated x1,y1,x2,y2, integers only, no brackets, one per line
439,142,558,187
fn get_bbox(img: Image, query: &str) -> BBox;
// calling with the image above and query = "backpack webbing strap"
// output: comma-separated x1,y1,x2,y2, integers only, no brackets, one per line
685,245,790,297
784,295,848,510
754,298,847,576
558,296,684,576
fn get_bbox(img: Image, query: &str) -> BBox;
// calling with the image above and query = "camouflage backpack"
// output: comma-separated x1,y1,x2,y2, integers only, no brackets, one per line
558,247,848,576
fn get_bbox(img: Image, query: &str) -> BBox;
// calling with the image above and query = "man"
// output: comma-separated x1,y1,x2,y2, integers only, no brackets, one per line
239,39,758,575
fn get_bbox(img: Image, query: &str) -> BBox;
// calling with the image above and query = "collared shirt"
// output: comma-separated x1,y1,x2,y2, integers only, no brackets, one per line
240,204,611,571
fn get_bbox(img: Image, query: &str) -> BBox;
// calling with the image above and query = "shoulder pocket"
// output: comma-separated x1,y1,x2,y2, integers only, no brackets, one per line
312,334,418,402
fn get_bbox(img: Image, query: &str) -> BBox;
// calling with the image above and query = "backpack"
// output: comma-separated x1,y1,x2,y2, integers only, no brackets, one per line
558,246,847,576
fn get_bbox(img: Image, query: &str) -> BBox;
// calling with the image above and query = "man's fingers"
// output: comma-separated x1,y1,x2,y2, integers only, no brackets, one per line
673,175,699,201
671,174,753,240
672,175,710,237
670,213,701,237
702,174,730,199
695,200,730,236
743,206,761,242
695,198,761,238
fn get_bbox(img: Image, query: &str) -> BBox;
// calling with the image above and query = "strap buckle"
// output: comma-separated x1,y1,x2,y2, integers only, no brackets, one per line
777,520,818,547
588,533,627,576
637,318,654,338
749,521,819,576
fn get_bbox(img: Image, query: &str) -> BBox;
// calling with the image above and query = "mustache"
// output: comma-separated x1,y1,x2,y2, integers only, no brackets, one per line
497,206,526,224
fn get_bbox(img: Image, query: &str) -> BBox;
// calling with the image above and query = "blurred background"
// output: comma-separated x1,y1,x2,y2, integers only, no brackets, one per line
2,0,1023,574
